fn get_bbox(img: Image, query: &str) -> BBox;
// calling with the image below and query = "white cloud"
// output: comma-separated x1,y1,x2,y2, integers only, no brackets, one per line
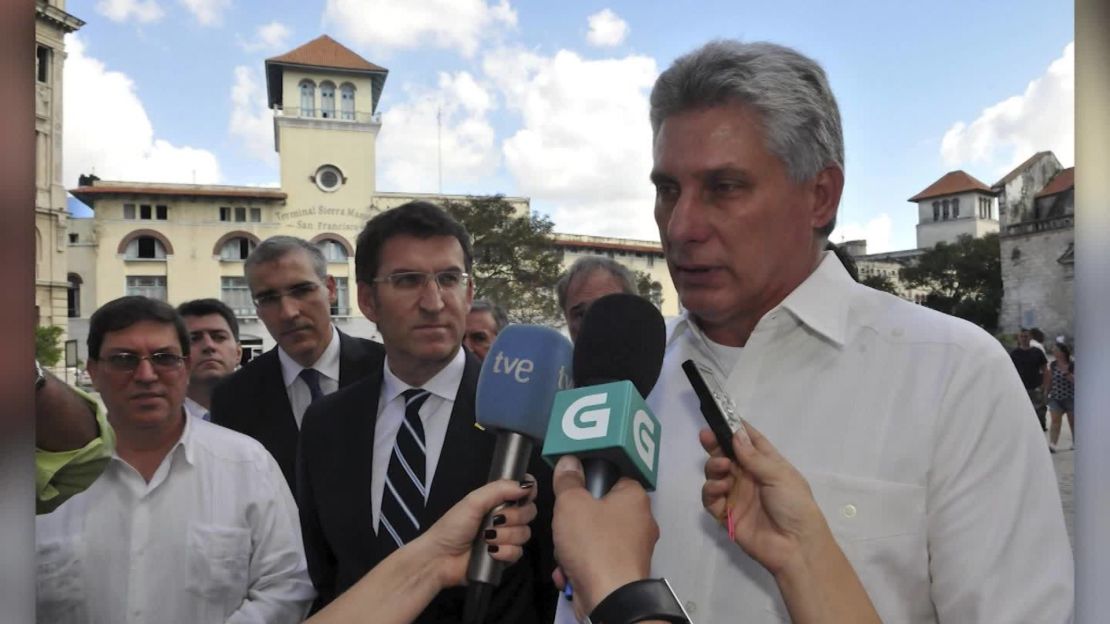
179,0,231,26
485,48,659,239
376,71,500,191
321,0,517,57
831,213,894,254
238,21,292,52
229,66,277,167
95,0,164,23
63,35,221,188
941,42,1074,177
586,9,628,48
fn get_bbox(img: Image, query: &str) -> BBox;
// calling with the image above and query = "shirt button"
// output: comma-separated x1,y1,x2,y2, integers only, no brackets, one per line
684,600,697,614
841,504,857,519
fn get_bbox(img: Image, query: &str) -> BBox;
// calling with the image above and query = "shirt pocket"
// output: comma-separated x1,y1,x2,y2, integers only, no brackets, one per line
186,524,252,604
37,536,87,622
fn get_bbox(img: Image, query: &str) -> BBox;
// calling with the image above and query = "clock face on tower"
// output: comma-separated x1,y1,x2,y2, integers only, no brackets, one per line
315,164,344,192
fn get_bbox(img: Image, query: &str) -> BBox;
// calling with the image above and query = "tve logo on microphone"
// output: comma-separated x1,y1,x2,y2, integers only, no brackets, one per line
543,380,661,490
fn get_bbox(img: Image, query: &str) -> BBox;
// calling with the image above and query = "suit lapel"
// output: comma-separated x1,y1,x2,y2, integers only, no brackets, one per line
336,331,382,388
259,348,298,434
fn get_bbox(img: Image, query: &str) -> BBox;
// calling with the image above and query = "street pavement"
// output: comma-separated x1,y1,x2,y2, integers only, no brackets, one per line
1049,420,1075,549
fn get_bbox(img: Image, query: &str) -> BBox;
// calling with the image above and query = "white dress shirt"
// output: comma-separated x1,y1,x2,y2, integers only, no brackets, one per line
183,396,209,421
36,415,315,624
556,251,1072,623
278,325,341,428
370,347,465,533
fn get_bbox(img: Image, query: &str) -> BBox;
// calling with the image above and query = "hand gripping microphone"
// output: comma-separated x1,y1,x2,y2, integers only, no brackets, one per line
542,293,667,497
463,324,573,624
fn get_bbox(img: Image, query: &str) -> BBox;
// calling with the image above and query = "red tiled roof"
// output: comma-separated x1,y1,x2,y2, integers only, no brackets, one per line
266,35,385,73
1035,167,1074,198
907,170,994,202
993,151,1054,188
70,185,286,206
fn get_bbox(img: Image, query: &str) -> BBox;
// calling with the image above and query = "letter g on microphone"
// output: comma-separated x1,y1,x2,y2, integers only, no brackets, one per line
562,393,611,440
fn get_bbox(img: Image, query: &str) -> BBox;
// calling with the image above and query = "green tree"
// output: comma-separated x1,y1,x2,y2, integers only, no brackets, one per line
861,273,899,296
442,195,565,324
634,270,664,309
36,325,65,367
899,233,1002,332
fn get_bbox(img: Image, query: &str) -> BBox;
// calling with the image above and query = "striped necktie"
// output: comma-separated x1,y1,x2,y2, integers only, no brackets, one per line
379,388,430,549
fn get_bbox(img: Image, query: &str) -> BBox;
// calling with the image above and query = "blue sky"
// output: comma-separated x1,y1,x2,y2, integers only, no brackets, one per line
64,0,1074,252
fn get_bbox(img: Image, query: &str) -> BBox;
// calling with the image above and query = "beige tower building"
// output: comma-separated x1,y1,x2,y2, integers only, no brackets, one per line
35,0,83,332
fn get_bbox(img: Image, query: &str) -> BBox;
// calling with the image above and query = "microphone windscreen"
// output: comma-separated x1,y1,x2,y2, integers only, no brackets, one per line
475,324,574,440
573,293,666,397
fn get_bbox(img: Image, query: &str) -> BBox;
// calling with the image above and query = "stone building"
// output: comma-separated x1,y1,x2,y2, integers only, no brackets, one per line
993,152,1074,342
35,0,83,334
908,170,999,249
67,35,677,358
552,233,678,316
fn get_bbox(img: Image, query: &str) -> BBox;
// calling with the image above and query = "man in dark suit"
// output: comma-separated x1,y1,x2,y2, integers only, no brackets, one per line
297,202,556,622
211,236,383,493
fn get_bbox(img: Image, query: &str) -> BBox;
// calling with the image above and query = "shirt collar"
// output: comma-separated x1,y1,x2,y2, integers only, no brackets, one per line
381,347,466,406
666,250,854,349
183,396,207,420
108,408,196,467
278,324,341,387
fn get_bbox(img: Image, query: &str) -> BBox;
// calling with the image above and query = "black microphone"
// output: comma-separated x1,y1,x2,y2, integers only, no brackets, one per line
543,293,667,497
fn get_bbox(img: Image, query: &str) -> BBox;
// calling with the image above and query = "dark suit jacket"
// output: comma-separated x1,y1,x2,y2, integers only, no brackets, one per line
210,330,384,494
297,350,557,623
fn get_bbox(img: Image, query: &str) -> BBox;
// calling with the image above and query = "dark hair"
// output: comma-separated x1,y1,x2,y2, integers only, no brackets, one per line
355,201,473,284
555,256,638,311
470,299,509,331
177,298,241,341
245,235,328,285
88,296,190,360
1030,327,1045,343
650,40,844,236
1055,343,1072,361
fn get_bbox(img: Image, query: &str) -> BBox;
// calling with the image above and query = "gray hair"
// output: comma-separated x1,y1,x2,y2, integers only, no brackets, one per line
244,235,328,283
470,299,508,331
555,256,638,311
650,40,844,235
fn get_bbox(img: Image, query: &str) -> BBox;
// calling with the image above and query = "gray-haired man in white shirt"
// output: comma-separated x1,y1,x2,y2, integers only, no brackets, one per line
558,39,1072,623
36,296,314,623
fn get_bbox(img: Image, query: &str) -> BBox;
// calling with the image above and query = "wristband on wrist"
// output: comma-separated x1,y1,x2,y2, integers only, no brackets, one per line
586,578,690,624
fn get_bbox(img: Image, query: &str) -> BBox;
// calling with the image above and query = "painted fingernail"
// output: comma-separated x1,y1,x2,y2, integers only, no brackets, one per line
484,529,497,539
487,544,499,554
492,514,506,526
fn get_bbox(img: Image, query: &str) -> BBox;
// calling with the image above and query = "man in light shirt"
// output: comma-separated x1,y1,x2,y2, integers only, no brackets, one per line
36,296,314,623
558,39,1072,623
178,298,242,421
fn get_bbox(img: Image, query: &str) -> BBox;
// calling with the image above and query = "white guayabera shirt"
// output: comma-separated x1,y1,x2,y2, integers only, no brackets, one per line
36,415,316,624
556,251,1073,623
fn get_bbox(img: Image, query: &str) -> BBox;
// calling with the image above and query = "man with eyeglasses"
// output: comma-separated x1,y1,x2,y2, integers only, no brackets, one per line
210,236,384,494
36,296,315,623
296,201,557,621
464,299,508,361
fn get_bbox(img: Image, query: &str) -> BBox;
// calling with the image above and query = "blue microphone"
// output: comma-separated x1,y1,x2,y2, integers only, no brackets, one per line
464,324,573,623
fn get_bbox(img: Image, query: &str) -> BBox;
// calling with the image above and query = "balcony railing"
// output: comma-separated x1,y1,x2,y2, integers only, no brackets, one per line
1004,215,1074,236
277,107,380,124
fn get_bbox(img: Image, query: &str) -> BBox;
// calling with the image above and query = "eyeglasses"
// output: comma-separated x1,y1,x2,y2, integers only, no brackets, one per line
371,270,471,293
101,352,187,373
252,282,321,309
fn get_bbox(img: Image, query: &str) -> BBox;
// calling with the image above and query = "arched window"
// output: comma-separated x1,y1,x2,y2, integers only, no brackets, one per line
933,201,940,222
316,238,349,262
942,199,950,220
320,81,336,119
67,273,82,318
340,83,355,120
300,80,316,117
952,198,960,219
125,236,167,259
219,237,257,261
